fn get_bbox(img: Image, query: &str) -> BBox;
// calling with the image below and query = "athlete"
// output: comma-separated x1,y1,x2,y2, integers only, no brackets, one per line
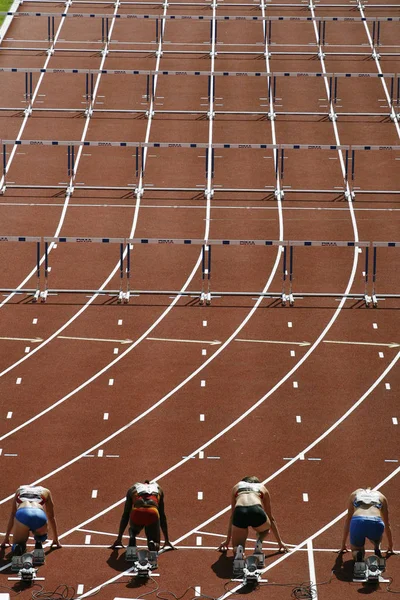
217,476,287,555
340,487,394,560
1,485,61,554
111,480,173,551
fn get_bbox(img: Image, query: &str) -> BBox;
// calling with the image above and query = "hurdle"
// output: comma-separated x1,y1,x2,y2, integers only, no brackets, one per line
41,236,126,302
125,238,287,305
0,236,41,300
286,241,370,306
370,242,400,307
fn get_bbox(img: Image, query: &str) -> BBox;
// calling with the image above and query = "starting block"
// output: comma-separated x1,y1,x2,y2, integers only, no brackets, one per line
126,547,158,579
33,548,45,566
233,542,267,585
8,552,43,583
353,555,389,583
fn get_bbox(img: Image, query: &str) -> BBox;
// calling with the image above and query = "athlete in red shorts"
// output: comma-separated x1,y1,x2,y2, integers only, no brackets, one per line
111,481,173,551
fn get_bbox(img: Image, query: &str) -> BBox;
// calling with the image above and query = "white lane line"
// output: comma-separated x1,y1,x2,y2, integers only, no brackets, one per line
307,540,318,599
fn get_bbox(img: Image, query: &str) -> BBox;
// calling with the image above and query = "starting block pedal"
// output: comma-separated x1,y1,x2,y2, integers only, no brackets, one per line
125,546,138,562
40,290,48,303
243,555,262,585
33,548,45,566
233,545,245,578
353,555,389,583
372,294,378,308
253,540,265,567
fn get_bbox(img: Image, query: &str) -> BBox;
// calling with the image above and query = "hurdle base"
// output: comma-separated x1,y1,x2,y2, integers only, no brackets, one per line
8,577,45,582
352,577,390,583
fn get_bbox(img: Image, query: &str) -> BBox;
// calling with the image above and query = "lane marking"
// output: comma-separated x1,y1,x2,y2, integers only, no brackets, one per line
324,340,399,348
91,490,98,499
303,493,309,502
97,450,104,458
199,451,204,459
291,350,296,356
108,379,114,386
103,413,109,420
195,587,201,597
58,336,133,344
200,414,205,421
6,412,12,419
77,585,84,595
85,535,91,545
147,337,221,345
288,322,293,328
0,337,43,343
202,349,207,356
196,536,202,546
203,321,207,327
293,381,298,388
392,417,398,425
16,378,22,385
373,323,378,329
307,539,318,599
118,320,123,326
201,380,206,387
296,415,302,423
235,339,310,346
25,347,30,353
197,492,203,500
113,348,119,355
385,383,391,390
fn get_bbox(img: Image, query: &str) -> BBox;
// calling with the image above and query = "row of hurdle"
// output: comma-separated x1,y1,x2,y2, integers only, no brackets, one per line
1,236,399,307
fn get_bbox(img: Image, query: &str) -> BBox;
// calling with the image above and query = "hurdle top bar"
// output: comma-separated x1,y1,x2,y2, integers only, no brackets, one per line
44,236,125,243
289,240,369,247
127,238,288,246
2,11,400,21
2,140,400,151
0,68,396,78
373,242,400,247
0,235,41,242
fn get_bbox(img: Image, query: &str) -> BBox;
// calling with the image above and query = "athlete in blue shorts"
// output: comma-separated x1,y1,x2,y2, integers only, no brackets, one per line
1,485,61,554
340,487,394,560
217,476,287,556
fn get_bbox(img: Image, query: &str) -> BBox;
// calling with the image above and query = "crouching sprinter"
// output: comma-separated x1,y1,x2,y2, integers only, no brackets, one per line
1,485,61,554
111,480,173,552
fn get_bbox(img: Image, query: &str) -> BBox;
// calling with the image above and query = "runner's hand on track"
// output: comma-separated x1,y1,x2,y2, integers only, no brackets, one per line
278,544,289,553
110,539,125,549
50,539,62,549
161,541,175,551
338,546,349,554
1,539,11,549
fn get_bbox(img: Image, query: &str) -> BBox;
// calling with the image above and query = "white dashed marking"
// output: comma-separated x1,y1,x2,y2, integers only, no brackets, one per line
32,318,38,324
303,493,309,502
293,381,298,388
91,490,98,499
300,453,305,460
385,383,391,390
202,349,207,356
109,378,114,386
118,319,123,325
296,415,302,423
373,323,378,329
6,412,13,419
199,451,204,459
290,350,296,357
16,377,22,384
392,417,398,425
203,321,207,327
384,459,398,463
288,322,293,328
195,587,201,597
85,535,91,544
25,347,30,353
196,536,202,546
197,491,203,500
200,414,205,421
379,352,384,358
114,348,119,355
77,585,84,595
97,449,104,457
201,380,206,387
103,413,109,420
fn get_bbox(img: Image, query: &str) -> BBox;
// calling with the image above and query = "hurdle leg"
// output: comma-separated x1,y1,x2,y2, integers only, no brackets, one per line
125,241,131,303
363,245,371,307
33,240,41,302
288,245,294,307
206,244,211,305
281,244,287,306
118,242,124,304
372,246,378,308
200,244,206,305
1,143,6,194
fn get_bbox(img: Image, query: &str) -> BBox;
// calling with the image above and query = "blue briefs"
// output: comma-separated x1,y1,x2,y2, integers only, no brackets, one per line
15,507,47,531
350,515,384,547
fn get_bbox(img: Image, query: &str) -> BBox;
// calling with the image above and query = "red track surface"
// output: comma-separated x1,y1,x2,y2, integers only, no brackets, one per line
0,0,400,598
